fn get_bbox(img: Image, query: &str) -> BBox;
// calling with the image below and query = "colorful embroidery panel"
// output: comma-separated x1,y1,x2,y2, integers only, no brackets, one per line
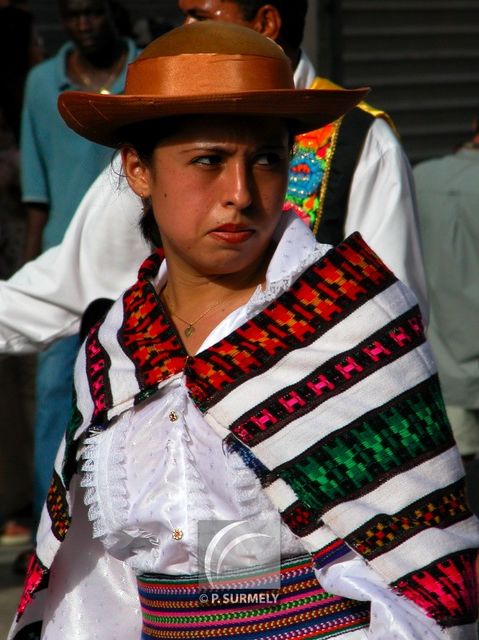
85,327,113,424
349,481,470,560
84,252,188,426
284,123,336,230
282,502,322,538
16,553,48,620
119,275,186,389
229,309,425,448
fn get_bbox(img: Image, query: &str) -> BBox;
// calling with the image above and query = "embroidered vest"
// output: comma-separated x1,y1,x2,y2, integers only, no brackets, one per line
284,76,393,245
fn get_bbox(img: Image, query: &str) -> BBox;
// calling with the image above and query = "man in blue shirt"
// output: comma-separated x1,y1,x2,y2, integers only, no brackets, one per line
20,0,139,523
21,0,138,259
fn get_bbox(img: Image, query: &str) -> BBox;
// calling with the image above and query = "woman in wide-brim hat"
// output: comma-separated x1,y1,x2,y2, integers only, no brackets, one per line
10,20,478,640
56,18,366,359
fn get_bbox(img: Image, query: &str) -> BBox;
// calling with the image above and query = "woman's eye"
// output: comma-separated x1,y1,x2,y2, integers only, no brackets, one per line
193,155,222,166
256,153,282,166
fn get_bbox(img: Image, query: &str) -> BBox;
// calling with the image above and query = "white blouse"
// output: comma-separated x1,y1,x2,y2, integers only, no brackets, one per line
80,213,323,575
81,380,306,574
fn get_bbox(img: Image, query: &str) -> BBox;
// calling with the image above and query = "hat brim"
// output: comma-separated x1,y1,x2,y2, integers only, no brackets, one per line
58,87,370,148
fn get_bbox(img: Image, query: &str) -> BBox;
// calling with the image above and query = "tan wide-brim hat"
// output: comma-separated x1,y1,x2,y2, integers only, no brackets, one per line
58,21,369,148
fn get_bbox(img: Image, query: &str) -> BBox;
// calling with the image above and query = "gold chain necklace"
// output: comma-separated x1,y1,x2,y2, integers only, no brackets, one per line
171,302,224,337
71,50,126,94
162,289,235,338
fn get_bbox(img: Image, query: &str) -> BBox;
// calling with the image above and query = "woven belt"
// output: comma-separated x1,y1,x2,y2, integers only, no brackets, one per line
137,554,370,639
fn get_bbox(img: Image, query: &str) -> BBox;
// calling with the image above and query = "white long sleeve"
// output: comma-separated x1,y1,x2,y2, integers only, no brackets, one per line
344,118,429,323
0,160,149,352
295,53,429,321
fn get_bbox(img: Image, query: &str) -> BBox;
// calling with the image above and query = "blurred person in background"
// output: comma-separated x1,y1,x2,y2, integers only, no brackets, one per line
0,111,36,546
414,113,479,465
176,0,428,318
19,0,138,532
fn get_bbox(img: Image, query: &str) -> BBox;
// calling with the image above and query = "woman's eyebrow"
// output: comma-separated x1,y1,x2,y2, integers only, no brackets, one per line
177,142,288,153
177,143,230,155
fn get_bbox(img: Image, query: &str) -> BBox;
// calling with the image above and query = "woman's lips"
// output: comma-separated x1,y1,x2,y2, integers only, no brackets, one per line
209,224,254,244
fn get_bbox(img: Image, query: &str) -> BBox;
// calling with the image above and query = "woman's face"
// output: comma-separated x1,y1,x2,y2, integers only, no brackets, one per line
123,115,290,280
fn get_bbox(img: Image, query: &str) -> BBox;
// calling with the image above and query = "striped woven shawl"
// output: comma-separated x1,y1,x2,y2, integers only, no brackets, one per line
15,233,478,637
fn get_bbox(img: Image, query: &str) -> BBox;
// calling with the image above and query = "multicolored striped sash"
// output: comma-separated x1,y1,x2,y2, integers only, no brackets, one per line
137,555,370,639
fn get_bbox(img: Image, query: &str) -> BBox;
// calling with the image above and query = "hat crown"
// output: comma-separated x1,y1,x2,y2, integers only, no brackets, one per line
124,21,295,97
138,21,288,61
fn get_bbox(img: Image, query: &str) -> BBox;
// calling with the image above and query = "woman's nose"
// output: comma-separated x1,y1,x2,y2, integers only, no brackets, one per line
222,161,253,211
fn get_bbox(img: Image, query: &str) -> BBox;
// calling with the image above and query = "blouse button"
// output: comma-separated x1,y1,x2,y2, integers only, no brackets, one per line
169,411,179,422
172,528,184,541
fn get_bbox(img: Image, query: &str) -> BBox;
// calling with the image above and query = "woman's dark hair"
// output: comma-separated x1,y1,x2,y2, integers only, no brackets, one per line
139,197,162,249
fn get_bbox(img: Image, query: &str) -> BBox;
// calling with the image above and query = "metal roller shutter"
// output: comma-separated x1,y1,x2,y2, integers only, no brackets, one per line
318,0,479,163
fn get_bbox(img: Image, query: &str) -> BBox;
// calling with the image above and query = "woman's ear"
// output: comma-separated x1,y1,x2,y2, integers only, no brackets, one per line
121,146,151,198
251,5,282,41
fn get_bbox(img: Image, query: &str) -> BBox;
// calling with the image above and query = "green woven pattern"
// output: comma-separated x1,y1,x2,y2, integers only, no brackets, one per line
278,378,453,512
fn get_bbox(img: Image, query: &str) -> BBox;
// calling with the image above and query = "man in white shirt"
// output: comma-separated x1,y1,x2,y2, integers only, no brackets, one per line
0,0,428,355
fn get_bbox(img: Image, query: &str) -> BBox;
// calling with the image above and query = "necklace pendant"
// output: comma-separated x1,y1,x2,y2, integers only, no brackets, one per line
184,325,195,338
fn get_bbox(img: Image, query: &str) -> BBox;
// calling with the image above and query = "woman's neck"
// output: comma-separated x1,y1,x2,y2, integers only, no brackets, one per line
159,247,273,355
163,244,272,309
